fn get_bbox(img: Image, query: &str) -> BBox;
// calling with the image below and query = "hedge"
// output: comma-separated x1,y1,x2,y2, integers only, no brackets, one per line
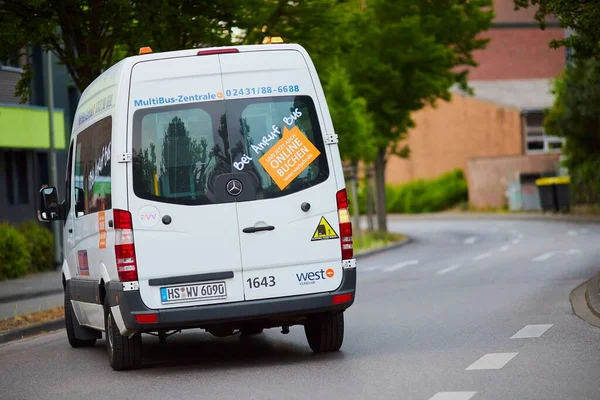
350,168,468,215
0,223,31,280
0,221,55,281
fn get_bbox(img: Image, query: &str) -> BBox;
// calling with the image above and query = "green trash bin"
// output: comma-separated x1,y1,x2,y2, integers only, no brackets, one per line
535,177,570,213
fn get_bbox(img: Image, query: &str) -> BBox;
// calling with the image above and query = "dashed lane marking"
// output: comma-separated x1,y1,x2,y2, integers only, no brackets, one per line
466,352,518,370
383,260,419,272
473,252,491,261
437,264,461,275
463,236,478,245
429,392,477,400
533,252,555,262
568,230,578,236
499,245,510,252
566,249,582,255
510,324,553,339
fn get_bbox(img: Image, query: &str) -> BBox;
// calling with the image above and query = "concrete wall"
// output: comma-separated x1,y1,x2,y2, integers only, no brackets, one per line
385,94,523,185
466,153,560,209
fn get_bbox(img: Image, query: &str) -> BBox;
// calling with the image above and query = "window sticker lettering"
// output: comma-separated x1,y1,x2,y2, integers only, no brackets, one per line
233,153,254,171
251,125,281,155
224,85,300,98
258,125,320,190
132,92,224,108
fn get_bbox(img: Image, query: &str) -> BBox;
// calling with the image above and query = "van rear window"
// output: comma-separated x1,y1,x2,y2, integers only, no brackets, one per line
132,96,329,205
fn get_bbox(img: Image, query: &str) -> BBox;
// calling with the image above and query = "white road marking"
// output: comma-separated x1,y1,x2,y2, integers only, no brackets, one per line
437,264,461,275
533,252,555,262
473,252,491,261
512,239,520,245
383,260,419,272
568,230,578,236
517,233,524,239
566,249,582,255
499,245,510,252
429,392,477,400
466,352,518,370
463,236,478,245
511,324,553,339
363,266,379,272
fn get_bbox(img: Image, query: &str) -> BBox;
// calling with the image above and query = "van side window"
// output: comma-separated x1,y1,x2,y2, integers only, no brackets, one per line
73,117,112,217
132,102,230,205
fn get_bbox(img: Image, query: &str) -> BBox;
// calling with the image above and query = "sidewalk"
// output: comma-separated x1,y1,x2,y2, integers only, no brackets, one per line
0,270,62,303
385,212,600,223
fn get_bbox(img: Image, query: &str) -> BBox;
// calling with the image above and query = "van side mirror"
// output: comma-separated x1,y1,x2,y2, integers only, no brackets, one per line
38,186,63,222
75,187,85,217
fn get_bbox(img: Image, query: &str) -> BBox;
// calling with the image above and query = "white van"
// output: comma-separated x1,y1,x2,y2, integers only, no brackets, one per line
38,41,356,371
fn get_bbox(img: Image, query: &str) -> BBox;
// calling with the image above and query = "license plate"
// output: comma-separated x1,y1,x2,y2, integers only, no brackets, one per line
160,281,227,304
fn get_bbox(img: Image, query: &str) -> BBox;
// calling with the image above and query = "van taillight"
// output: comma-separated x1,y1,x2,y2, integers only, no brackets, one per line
113,209,138,282
336,189,353,260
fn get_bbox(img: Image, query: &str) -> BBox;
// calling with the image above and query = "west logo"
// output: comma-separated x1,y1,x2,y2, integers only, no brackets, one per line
296,268,335,285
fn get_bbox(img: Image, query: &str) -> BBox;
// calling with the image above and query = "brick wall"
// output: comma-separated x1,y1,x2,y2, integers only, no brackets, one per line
466,153,560,208
385,94,522,185
468,28,566,81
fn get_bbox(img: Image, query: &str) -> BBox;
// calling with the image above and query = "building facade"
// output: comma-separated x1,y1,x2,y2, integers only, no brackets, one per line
0,46,77,225
385,0,567,209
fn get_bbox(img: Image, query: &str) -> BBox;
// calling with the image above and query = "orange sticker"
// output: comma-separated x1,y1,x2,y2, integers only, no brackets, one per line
258,126,320,190
98,211,107,249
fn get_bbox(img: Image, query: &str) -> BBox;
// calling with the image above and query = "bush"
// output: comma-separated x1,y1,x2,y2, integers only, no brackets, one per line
348,168,468,215
0,223,31,280
19,222,55,273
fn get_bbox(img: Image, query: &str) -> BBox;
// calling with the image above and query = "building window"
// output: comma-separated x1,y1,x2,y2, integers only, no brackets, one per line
4,151,29,205
524,112,565,154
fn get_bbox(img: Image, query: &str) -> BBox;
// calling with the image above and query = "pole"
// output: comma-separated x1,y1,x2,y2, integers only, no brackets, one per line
47,50,62,268
350,164,361,238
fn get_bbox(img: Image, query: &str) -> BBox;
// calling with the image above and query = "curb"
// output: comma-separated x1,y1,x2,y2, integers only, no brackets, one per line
387,213,600,224
0,288,63,304
355,237,413,260
0,318,64,344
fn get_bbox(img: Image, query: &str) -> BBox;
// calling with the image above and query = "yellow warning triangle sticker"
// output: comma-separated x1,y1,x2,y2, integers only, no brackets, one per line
311,216,339,241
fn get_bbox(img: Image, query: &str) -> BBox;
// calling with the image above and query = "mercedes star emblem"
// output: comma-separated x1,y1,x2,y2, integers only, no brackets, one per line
226,179,243,196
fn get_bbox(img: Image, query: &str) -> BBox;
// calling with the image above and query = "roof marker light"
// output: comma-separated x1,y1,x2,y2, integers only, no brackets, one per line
139,47,153,55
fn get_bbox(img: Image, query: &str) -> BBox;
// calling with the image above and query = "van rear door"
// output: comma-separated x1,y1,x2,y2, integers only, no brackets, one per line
219,50,343,301
128,55,245,309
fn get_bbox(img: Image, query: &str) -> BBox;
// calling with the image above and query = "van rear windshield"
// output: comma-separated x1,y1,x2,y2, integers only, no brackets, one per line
132,96,329,205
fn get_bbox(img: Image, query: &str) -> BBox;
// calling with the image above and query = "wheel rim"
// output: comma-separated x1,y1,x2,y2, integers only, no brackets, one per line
107,314,114,356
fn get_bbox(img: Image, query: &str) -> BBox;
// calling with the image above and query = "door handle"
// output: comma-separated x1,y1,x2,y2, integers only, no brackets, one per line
243,225,275,233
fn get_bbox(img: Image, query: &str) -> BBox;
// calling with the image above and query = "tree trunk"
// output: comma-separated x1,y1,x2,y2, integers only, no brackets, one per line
366,165,375,231
350,162,361,238
374,147,388,232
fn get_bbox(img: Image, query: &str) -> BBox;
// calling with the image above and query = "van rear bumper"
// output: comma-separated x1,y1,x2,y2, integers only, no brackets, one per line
107,268,356,333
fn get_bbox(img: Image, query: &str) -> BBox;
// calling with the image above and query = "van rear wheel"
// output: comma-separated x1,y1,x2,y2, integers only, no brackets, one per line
64,290,97,348
304,312,344,353
104,300,141,371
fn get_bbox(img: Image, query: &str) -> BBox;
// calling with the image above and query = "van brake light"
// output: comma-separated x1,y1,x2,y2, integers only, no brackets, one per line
113,209,138,282
197,48,239,56
336,189,353,260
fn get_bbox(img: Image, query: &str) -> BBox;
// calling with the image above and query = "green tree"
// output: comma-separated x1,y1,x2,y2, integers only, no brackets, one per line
0,0,263,101
544,59,600,204
343,0,493,231
513,0,600,60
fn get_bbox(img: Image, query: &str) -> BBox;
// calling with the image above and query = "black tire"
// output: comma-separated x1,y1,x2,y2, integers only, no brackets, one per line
64,290,96,348
104,300,142,371
304,312,344,353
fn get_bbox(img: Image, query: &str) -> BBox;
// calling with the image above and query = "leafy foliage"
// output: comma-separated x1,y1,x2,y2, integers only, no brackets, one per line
0,223,30,280
544,59,600,204
514,0,600,60
19,222,55,273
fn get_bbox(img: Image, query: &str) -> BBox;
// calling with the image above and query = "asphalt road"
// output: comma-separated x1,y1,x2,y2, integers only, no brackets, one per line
1,216,600,400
